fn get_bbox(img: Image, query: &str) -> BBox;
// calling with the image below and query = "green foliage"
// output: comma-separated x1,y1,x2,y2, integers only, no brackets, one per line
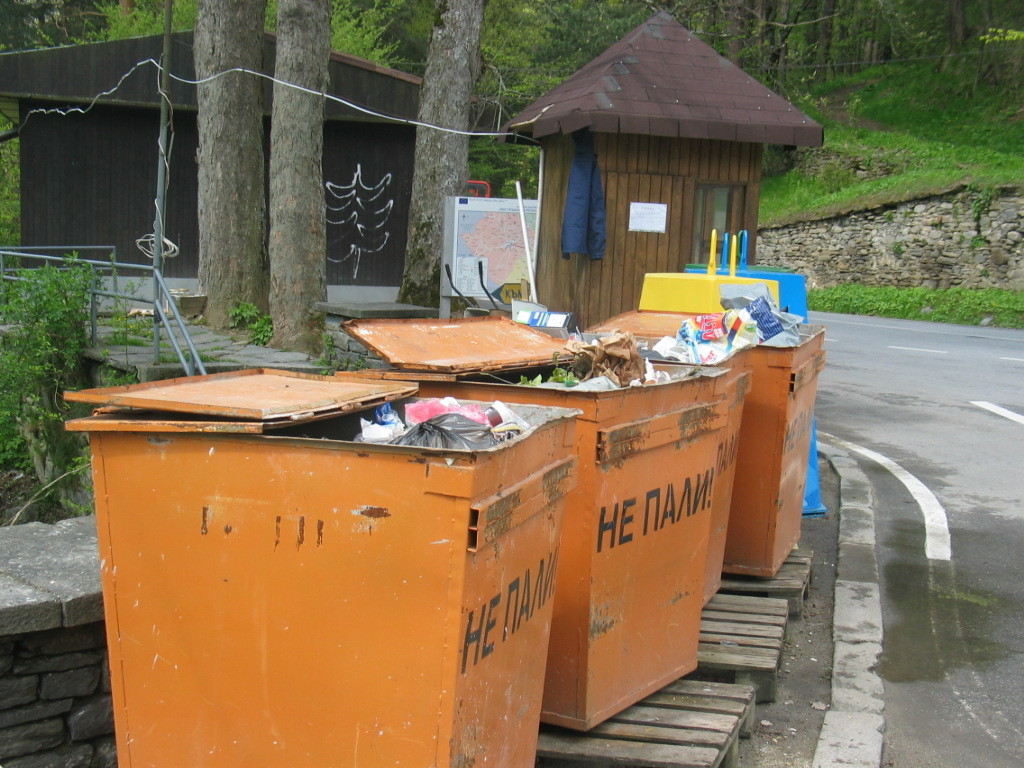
808,285,1024,329
229,301,274,346
316,331,371,372
250,315,274,346
467,0,650,189
95,0,198,40
519,355,578,387
228,301,263,329
1,0,107,49
0,116,19,246
980,28,1024,44
0,258,94,513
761,60,1024,225
328,0,401,64
468,141,540,199
819,163,856,194
97,0,401,66
106,310,152,347
967,183,997,225
97,366,139,388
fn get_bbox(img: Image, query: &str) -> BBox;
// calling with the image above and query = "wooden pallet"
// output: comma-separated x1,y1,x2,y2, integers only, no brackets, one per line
689,593,789,703
536,680,756,768
719,548,813,617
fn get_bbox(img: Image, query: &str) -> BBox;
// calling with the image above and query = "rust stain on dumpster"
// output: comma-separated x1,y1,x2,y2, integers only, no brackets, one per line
543,463,573,500
603,424,646,464
677,404,716,437
354,505,391,519
589,608,621,640
482,491,522,523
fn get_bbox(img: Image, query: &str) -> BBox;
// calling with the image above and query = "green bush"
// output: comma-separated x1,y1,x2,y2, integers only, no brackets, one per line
808,284,1024,328
0,116,19,247
0,258,95,517
229,301,274,346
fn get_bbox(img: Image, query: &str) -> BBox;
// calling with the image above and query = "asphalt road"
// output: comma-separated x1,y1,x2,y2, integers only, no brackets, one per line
811,311,1024,768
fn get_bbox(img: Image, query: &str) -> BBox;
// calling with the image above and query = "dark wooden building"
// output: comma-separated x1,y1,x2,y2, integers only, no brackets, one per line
504,12,823,328
0,32,420,290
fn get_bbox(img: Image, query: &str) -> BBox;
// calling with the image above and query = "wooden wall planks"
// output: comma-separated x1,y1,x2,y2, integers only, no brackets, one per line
535,133,764,329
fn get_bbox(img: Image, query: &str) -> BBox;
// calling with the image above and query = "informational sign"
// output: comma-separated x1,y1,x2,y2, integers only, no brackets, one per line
628,202,668,233
441,196,538,312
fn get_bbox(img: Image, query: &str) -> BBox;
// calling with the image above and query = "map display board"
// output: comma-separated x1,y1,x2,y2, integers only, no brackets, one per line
441,196,538,314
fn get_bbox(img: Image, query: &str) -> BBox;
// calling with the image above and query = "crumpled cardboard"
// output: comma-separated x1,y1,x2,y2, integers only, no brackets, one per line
564,331,645,387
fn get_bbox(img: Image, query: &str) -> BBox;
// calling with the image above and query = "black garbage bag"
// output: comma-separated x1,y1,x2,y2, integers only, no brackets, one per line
389,413,500,450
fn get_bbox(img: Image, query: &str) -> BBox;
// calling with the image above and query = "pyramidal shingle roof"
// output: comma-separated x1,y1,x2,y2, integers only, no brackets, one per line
505,11,822,146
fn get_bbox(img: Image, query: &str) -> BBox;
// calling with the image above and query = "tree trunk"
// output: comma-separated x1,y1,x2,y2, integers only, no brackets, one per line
267,0,330,355
816,0,837,78
194,0,269,331
397,0,486,308
726,0,744,65
949,0,967,49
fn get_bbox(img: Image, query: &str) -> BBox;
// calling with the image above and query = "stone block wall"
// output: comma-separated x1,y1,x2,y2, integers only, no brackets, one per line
757,186,1023,290
0,518,115,767
324,314,388,371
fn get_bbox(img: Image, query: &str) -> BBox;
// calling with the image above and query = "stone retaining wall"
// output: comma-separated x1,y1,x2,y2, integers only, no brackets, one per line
756,186,1023,290
0,517,115,767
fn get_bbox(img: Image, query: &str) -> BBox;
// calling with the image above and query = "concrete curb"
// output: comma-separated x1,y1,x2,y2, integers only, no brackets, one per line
811,442,886,768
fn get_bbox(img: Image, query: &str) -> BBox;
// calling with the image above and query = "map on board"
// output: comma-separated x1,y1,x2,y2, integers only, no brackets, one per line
443,196,538,305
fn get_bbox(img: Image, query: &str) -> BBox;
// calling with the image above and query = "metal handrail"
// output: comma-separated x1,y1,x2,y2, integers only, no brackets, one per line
0,248,207,376
152,269,207,375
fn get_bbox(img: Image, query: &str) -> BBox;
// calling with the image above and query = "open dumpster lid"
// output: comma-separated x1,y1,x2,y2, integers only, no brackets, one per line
64,368,417,429
344,316,571,373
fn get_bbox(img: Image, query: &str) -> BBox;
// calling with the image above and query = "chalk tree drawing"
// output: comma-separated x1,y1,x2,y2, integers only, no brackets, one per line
325,164,394,278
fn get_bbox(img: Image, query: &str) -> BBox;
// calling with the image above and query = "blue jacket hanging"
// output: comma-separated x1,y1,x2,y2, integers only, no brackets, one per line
561,128,607,260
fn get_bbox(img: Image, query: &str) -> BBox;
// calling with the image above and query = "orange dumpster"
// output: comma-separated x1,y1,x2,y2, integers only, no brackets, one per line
65,369,579,768
690,347,750,603
591,311,826,578
344,317,735,730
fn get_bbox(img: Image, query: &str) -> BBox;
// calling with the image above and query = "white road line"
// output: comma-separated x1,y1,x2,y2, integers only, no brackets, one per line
888,346,948,354
970,401,1024,426
821,433,952,561
1000,357,1024,362
818,315,1018,341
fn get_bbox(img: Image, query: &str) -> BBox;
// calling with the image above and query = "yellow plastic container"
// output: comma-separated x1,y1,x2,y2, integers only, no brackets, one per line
639,272,780,314
344,317,735,730
66,369,579,768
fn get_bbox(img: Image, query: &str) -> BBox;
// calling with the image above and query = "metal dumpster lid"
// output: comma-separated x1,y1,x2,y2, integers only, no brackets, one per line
344,316,571,373
64,368,417,423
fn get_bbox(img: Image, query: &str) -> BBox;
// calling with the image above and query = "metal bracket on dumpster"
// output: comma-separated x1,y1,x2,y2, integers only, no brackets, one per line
596,401,726,465
468,456,576,551
788,350,826,395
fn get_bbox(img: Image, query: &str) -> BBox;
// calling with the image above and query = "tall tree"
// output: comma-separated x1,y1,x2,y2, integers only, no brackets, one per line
194,0,269,330
267,0,331,354
725,0,745,64
816,0,838,78
948,0,967,49
397,0,486,307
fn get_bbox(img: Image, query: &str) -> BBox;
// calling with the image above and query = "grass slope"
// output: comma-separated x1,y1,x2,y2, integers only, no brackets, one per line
760,61,1024,226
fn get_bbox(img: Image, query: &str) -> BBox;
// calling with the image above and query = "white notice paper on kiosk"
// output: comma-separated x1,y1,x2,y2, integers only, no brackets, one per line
628,202,668,233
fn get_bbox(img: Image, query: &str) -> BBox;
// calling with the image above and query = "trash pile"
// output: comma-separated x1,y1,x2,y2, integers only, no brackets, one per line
647,284,802,365
563,331,645,387
357,398,528,449
355,333,697,447
521,332,686,391
353,295,807,449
